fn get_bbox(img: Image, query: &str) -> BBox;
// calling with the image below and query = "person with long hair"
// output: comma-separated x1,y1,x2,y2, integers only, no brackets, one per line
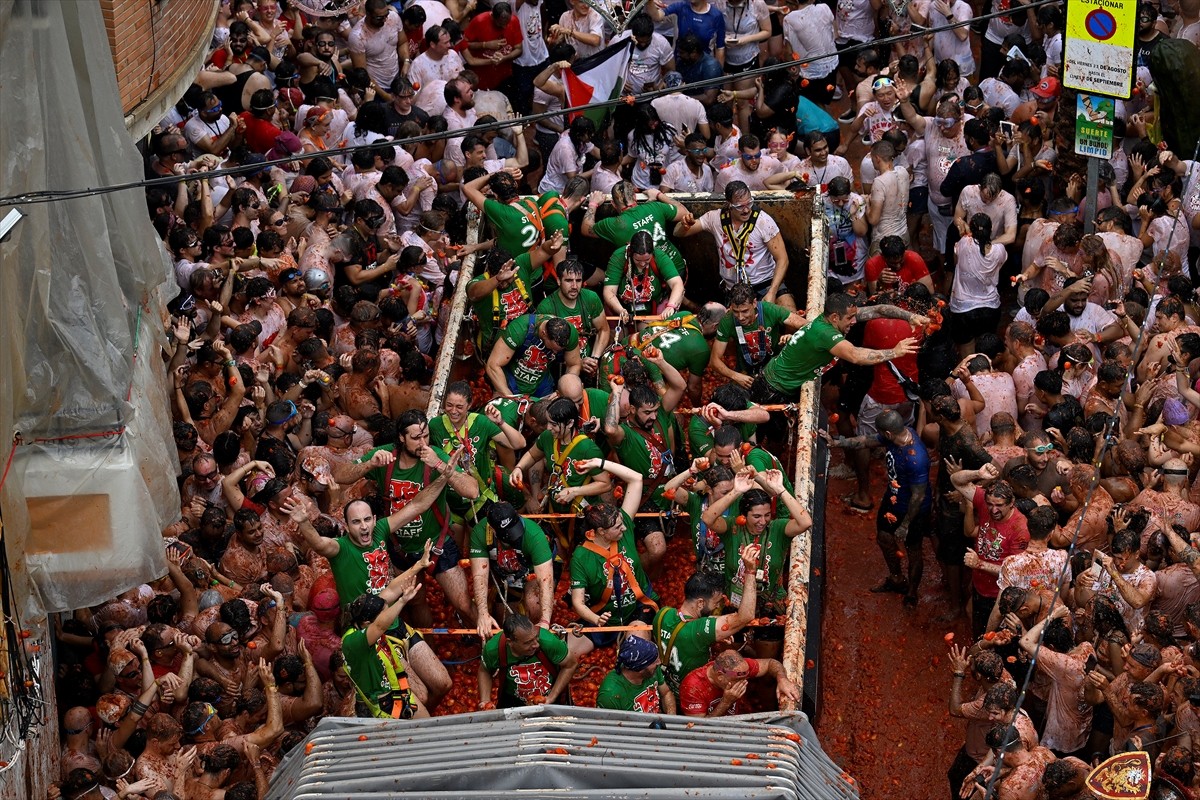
625,103,678,190
949,214,1006,356
602,231,686,326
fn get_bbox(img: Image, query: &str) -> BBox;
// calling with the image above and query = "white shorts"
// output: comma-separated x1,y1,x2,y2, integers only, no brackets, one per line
856,393,915,438
928,200,952,252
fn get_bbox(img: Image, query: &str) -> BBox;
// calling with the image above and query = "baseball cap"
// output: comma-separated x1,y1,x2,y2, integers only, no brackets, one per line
242,153,272,178
290,175,317,195
1030,77,1061,100
96,694,132,725
487,502,525,546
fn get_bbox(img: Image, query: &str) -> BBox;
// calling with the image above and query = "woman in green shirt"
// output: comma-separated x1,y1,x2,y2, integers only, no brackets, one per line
602,231,685,327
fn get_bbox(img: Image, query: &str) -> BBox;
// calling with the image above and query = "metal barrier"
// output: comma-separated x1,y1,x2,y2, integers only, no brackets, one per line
426,191,830,719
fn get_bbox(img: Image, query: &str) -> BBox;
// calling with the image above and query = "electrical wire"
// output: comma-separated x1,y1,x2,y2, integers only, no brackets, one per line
0,0,1062,209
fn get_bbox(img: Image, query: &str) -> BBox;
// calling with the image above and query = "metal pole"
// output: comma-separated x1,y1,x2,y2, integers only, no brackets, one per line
781,190,828,710
1084,157,1099,235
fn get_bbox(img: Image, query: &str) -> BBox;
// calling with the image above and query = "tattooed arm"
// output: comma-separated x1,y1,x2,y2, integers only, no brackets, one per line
829,336,921,366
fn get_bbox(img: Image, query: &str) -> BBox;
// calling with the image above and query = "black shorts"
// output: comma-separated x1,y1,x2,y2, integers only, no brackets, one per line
838,40,866,72
877,506,932,548
908,186,929,215
769,10,783,36
725,59,757,76
799,70,837,106
388,535,462,576
947,307,1001,345
935,508,968,565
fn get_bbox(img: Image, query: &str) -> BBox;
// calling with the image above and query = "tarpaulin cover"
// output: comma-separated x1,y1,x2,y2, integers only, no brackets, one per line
0,0,180,614
269,706,859,799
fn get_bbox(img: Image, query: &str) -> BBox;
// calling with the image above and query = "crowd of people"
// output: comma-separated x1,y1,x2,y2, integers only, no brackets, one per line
41,0,1200,797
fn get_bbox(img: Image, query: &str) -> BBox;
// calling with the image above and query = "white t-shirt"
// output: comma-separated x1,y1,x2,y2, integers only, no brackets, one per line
533,84,564,136
183,114,231,155
591,165,624,195
926,0,975,76
409,50,464,88
714,155,783,193
715,0,770,66
980,78,1022,119
796,155,853,189
698,207,782,286
515,0,550,67
413,0,452,28
924,122,968,207
958,186,1018,243
651,95,708,145
620,31,675,94
836,0,876,43
854,100,901,145
663,159,718,193
540,133,584,194
414,79,448,116
293,103,351,146
870,167,910,242
950,238,1006,313
348,11,404,88
558,8,606,59
783,5,838,78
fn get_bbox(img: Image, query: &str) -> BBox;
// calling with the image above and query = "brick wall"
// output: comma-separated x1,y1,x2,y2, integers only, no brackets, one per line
99,0,216,116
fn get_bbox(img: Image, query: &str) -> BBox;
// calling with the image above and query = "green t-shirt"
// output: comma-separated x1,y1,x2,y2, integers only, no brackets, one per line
536,289,605,354
533,429,604,513
537,191,569,237
746,447,794,505
596,666,667,712
610,407,676,484
761,315,845,395
329,518,393,606
592,201,682,266
469,252,539,347
724,518,792,610
635,315,712,376
362,444,454,553
604,246,681,315
481,627,569,703
483,197,545,257
715,301,794,373
499,314,580,398
341,627,389,706
653,607,719,695
468,516,553,579
429,413,504,482
569,511,658,622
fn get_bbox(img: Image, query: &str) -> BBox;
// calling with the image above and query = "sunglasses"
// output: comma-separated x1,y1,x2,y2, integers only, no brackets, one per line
687,147,707,154
1030,443,1055,454
205,102,223,114
741,152,763,161
211,631,239,645
271,219,287,227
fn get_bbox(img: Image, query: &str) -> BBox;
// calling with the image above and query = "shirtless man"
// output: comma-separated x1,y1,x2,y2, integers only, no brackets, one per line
1049,464,1114,553
1002,430,1074,511
1128,458,1200,538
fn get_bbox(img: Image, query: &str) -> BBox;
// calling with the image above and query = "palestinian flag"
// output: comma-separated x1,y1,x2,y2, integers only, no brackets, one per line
563,38,633,129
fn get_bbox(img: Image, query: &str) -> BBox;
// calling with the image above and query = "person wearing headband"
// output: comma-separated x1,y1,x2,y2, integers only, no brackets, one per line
596,634,675,714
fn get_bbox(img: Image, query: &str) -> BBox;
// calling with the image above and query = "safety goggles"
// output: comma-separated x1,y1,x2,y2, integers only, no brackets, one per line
1030,443,1055,454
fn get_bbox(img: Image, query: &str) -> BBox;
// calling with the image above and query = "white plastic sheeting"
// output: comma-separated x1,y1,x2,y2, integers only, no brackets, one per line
0,0,180,615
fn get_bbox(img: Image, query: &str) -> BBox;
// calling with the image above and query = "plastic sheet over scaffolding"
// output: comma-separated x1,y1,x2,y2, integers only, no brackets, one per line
0,0,180,614
269,705,859,800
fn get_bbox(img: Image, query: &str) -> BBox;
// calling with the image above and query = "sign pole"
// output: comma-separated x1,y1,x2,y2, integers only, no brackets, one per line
1085,157,1099,235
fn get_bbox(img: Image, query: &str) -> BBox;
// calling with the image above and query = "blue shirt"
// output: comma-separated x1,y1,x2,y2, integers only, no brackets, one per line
878,428,931,515
666,1,726,54
795,96,839,136
679,54,724,96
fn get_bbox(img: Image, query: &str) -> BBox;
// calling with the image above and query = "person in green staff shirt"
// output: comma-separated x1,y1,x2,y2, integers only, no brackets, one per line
751,291,924,444
536,258,610,376
487,314,582,399
478,613,577,709
651,547,760,697
603,347,689,576
470,501,556,640
569,456,657,649
701,468,812,660
602,231,685,325
660,461,738,578
582,181,693,280
596,633,677,714
466,235,564,351
511,397,609,514
710,282,807,390
341,553,427,719
686,383,771,457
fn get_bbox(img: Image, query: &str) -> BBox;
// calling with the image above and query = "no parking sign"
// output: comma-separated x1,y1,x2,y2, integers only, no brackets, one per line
1063,0,1136,98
